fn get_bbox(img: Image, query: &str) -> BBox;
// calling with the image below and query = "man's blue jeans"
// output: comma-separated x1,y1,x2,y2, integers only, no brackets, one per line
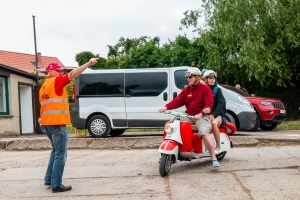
40,125,68,189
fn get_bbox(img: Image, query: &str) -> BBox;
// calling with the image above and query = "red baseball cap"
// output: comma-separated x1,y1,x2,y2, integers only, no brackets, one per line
46,62,67,71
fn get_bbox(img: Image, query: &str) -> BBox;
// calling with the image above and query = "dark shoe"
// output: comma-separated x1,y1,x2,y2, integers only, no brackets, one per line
44,182,51,186
52,185,72,193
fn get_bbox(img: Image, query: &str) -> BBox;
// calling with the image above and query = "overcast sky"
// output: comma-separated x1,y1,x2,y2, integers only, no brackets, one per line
0,0,201,66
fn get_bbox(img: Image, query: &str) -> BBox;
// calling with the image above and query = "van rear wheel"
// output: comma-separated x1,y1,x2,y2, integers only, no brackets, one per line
87,115,111,138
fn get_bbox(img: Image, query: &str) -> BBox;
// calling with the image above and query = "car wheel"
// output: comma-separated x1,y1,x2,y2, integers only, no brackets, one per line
225,112,236,125
260,123,278,131
225,113,236,134
87,115,111,138
249,112,261,131
110,129,125,137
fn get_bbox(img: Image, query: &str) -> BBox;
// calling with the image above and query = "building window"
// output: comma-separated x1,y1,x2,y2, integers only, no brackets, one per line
0,76,9,115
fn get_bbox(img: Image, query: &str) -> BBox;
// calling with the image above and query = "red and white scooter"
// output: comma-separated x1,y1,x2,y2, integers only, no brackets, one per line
158,109,236,177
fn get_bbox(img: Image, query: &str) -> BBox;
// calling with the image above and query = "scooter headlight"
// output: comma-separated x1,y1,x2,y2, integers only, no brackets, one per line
164,124,173,134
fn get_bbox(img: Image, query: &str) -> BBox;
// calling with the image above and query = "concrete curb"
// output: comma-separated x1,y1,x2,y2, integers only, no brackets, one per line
3,137,164,151
2,136,300,151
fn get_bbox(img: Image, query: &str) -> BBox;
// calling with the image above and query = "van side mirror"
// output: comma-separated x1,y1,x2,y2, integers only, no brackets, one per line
203,108,210,114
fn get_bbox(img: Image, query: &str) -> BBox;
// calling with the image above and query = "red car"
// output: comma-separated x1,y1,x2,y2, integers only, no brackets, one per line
221,85,286,131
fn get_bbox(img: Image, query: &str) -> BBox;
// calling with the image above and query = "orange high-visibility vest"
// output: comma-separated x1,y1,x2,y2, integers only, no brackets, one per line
39,77,71,125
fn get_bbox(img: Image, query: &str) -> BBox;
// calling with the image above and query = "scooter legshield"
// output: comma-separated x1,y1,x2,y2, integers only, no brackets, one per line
158,140,179,159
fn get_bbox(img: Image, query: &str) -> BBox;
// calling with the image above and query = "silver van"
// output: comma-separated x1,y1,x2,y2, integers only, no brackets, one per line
71,67,256,137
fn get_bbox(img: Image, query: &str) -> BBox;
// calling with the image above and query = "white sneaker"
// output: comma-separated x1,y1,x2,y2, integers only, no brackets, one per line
214,149,223,155
212,159,220,167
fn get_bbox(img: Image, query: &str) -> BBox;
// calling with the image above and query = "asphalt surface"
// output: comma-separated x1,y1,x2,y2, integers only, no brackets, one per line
1,146,300,199
1,129,300,151
1,130,300,199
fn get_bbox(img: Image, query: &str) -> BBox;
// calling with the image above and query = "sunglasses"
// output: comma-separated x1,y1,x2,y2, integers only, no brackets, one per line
187,76,194,79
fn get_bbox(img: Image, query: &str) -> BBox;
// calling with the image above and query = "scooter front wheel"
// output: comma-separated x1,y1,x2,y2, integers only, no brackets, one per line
159,154,173,177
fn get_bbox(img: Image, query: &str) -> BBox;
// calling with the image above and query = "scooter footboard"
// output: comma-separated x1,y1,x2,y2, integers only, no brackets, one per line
220,133,231,151
158,140,179,162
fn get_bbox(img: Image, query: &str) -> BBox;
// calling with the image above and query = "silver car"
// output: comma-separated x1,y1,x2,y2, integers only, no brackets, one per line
218,85,256,131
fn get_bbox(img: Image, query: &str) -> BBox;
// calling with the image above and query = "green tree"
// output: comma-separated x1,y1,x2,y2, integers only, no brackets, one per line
119,42,162,68
105,58,119,69
167,35,195,66
107,35,204,69
181,0,300,87
107,36,160,59
106,36,161,68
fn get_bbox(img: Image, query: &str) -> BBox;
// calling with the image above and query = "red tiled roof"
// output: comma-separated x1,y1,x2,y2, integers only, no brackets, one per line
0,50,64,74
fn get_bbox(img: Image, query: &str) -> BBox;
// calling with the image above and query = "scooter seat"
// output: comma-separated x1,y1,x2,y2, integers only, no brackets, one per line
191,125,198,132
192,122,237,134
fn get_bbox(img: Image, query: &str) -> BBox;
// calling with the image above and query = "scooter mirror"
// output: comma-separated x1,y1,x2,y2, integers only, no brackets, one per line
203,108,210,114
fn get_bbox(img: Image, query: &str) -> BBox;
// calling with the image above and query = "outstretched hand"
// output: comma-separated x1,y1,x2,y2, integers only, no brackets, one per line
89,58,99,66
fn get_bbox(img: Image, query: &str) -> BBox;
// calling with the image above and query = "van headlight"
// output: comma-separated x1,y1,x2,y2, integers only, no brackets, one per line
237,95,251,106
164,124,174,134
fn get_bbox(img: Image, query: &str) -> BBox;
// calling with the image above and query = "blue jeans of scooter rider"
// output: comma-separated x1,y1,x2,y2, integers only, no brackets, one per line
40,125,68,188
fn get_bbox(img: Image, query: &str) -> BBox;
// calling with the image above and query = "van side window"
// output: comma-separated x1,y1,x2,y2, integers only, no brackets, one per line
79,73,124,95
125,72,167,96
174,70,188,89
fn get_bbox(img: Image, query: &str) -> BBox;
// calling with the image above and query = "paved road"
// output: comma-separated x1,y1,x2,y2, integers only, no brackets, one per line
1,145,300,199
1,129,300,151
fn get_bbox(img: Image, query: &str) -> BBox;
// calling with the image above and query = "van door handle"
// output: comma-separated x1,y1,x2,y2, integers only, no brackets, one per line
125,95,131,98
163,92,167,101
173,92,177,99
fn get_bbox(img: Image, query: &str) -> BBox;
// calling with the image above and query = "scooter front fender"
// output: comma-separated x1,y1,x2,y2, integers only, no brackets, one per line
158,140,179,162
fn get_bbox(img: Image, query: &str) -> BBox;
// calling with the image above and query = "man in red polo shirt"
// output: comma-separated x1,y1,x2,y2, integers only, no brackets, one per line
158,67,220,167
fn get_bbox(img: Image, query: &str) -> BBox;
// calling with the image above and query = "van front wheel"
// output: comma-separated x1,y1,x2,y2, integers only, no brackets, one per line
87,115,111,138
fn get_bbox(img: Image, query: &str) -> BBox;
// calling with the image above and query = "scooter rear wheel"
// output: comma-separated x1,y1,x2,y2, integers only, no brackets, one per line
159,154,173,177
216,151,227,161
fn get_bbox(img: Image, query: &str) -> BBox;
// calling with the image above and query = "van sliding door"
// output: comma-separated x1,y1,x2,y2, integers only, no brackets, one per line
124,69,170,128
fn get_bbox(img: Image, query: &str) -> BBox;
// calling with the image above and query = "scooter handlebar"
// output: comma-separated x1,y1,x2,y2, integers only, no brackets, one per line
162,110,194,118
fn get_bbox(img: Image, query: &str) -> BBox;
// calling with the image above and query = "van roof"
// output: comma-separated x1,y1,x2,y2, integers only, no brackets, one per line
82,66,192,74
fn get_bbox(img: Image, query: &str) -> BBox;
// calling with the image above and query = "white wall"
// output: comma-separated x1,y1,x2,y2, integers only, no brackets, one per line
0,74,35,136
